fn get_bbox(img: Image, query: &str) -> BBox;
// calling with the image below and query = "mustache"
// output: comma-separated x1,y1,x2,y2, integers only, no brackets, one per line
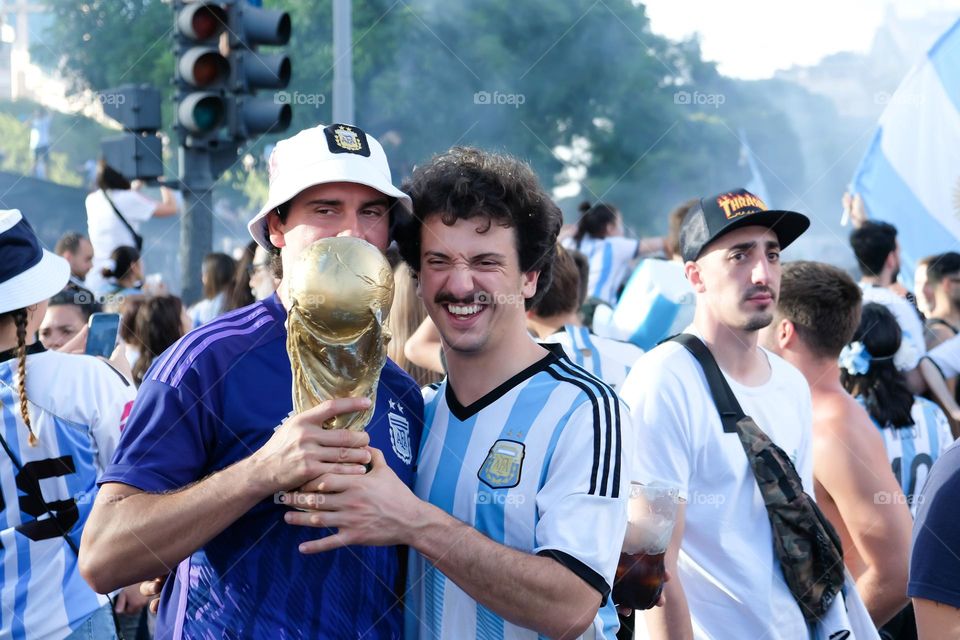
742,286,775,302
434,291,490,305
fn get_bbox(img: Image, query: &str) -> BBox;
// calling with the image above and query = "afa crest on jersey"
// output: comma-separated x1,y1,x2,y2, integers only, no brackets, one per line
478,439,525,489
388,410,413,465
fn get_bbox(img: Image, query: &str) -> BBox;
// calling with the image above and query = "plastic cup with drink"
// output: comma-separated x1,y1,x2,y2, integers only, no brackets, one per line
613,482,680,611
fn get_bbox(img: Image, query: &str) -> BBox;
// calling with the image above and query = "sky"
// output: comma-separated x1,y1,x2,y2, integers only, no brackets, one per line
642,0,960,79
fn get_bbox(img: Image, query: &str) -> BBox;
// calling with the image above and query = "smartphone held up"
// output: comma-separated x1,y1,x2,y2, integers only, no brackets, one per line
84,312,121,359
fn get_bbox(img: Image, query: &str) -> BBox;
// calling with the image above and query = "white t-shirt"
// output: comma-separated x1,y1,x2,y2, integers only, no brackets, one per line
619,336,815,640
562,235,638,306
927,331,960,379
85,189,155,291
30,114,50,150
860,284,925,370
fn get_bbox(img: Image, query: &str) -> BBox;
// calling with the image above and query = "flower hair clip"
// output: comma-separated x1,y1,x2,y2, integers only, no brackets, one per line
839,341,871,375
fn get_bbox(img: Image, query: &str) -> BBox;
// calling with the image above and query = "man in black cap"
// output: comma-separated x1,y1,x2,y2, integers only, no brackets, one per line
618,189,842,638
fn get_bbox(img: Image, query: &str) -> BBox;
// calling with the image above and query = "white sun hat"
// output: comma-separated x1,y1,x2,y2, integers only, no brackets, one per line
0,209,70,315
247,123,412,250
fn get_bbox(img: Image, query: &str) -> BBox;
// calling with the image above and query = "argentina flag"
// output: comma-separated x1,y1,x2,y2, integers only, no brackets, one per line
851,18,960,276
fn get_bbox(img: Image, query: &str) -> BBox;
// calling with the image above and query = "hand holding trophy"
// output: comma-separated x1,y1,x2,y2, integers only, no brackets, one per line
286,236,394,431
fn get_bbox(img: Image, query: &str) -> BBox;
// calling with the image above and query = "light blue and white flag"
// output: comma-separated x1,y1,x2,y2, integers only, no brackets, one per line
851,18,960,276
739,128,771,206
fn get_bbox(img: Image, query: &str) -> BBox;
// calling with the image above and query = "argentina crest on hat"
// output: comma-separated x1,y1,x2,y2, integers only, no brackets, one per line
0,209,70,314
324,123,370,156
679,188,810,262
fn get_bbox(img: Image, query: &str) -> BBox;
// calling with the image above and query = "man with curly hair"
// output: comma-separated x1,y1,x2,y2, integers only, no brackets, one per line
287,147,632,639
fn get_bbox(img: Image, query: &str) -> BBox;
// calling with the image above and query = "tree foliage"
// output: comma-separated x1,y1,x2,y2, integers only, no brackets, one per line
35,0,808,234
35,0,173,93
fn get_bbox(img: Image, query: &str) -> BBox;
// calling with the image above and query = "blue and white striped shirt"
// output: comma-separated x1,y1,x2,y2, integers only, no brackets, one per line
541,324,643,391
563,236,638,306
406,346,631,639
0,348,134,639
868,396,955,517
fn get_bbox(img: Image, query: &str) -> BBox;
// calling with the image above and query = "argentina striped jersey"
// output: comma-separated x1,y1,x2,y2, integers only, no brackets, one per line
562,236,638,306
540,324,643,391
868,396,955,517
0,348,134,639
406,345,631,639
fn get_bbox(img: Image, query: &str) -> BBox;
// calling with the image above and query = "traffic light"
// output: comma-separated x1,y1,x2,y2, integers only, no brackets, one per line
171,1,293,307
174,1,230,147
99,84,164,180
174,1,291,147
227,2,292,139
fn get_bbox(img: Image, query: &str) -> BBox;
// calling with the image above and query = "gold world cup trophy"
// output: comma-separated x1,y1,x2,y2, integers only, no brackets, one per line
286,237,395,431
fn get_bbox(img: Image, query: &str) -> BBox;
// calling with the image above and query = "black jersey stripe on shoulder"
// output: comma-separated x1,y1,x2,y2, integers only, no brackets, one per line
554,358,621,499
545,363,602,496
550,360,618,498
545,361,621,498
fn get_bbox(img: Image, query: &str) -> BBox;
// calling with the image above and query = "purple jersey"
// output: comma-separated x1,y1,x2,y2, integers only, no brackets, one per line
101,295,423,639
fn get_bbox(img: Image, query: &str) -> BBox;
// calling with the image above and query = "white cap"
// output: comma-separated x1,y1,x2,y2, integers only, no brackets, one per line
0,209,70,315
247,123,412,250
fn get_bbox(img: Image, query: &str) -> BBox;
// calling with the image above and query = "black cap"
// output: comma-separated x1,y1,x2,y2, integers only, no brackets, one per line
679,188,810,262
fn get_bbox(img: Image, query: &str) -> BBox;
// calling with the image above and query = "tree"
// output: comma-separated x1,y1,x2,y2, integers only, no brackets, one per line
34,0,172,95
35,0,808,234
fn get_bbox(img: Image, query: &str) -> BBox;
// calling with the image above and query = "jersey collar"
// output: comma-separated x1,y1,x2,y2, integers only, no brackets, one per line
445,343,565,421
0,340,45,364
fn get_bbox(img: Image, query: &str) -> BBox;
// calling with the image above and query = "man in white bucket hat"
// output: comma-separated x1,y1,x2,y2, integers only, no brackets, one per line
81,124,425,639
0,209,137,639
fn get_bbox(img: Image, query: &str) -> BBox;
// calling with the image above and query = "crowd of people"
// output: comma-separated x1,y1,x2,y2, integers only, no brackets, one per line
0,120,957,640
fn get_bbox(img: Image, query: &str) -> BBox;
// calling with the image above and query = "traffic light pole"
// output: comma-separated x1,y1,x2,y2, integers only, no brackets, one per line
332,0,354,123
179,147,216,305
173,0,292,303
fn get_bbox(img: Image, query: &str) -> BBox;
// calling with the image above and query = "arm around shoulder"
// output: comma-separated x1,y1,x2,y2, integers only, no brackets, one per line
404,316,445,374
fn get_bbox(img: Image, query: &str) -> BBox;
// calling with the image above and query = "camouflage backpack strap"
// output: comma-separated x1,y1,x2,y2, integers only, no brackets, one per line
671,333,845,622
669,334,743,433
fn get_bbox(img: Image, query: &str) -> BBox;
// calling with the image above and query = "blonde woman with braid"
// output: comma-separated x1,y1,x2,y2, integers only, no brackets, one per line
0,209,137,639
